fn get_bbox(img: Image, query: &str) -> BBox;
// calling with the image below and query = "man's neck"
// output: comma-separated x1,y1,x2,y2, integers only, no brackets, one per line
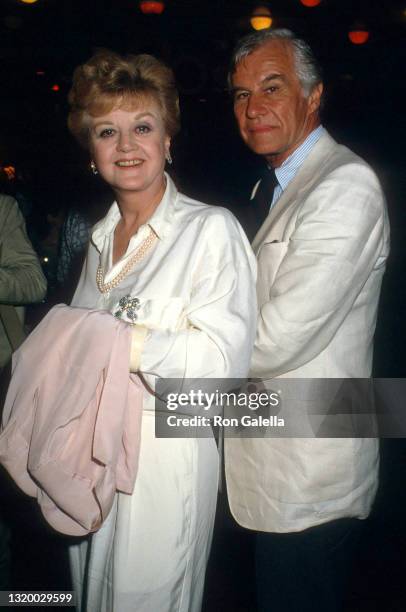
265,120,321,169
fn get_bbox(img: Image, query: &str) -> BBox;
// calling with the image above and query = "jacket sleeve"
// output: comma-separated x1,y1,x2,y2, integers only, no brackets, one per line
0,196,47,304
250,163,389,379
132,212,257,381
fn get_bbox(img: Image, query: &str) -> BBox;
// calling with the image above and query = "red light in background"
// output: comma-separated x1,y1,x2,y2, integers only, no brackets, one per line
348,30,370,44
300,0,321,7
51,84,60,91
139,1,165,14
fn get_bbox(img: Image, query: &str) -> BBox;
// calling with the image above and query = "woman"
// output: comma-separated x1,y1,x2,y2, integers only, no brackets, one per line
67,50,256,612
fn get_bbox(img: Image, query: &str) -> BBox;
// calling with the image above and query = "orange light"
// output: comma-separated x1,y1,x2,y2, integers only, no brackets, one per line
300,0,321,6
20,0,39,4
139,1,165,14
3,166,16,180
348,30,370,45
250,6,272,30
51,84,60,91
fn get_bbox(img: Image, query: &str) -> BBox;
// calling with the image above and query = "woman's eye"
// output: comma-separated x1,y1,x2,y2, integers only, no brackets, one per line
99,128,115,138
135,124,151,134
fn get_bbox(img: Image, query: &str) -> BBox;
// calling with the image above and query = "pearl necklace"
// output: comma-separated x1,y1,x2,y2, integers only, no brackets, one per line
96,228,157,294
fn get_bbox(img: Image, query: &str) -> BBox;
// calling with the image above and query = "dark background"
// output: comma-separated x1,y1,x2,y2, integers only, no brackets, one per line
0,0,405,610
1,0,405,208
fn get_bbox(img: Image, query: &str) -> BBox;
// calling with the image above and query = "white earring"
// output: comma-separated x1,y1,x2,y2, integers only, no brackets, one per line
90,160,98,175
165,151,173,165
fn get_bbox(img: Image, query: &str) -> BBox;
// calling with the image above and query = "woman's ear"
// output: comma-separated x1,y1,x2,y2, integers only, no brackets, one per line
165,137,172,164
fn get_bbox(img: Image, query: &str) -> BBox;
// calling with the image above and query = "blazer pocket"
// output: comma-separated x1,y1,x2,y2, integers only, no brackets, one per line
257,241,289,289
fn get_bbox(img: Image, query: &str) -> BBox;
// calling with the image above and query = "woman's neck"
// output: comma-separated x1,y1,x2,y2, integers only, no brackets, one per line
115,177,166,235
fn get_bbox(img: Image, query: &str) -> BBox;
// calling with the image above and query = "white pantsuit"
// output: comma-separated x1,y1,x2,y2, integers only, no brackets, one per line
70,415,219,612
69,175,257,610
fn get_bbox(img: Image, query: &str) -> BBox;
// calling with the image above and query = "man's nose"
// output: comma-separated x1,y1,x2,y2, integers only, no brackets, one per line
246,93,267,119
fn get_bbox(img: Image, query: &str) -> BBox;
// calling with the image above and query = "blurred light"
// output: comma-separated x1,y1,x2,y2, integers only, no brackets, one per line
139,1,165,14
20,0,39,4
348,29,370,45
300,0,321,6
43,257,49,263
3,166,16,180
51,84,60,91
251,6,272,30
251,16,272,30
36,70,45,76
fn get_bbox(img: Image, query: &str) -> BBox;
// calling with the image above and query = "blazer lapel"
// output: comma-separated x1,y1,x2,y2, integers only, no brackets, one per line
251,132,338,254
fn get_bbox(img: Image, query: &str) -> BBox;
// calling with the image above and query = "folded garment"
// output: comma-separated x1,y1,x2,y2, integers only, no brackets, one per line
0,304,143,536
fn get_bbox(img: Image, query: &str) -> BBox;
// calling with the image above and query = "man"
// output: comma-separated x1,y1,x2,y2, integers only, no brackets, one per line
224,29,389,611
0,192,47,588
0,193,47,367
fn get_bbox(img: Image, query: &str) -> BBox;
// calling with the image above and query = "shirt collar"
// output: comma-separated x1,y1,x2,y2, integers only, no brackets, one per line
274,125,325,192
91,172,178,252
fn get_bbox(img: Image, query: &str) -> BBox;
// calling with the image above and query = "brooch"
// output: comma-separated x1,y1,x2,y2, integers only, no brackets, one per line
114,295,141,323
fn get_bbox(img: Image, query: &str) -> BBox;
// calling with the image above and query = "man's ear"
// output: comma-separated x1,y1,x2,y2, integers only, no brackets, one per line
308,83,323,114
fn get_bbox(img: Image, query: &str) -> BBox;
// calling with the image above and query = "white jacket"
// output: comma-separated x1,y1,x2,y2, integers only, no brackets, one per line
225,131,390,533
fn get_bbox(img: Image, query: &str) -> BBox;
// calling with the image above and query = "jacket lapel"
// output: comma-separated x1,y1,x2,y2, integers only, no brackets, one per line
251,131,338,254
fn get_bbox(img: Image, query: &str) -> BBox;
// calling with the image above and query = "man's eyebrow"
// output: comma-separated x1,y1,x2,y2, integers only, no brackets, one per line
230,86,248,95
262,73,285,84
231,73,285,94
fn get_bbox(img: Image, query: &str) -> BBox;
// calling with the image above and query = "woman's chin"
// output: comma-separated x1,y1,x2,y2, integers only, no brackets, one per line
112,175,165,197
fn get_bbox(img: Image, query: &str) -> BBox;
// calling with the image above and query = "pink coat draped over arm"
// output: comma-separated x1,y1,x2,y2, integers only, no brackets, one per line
0,304,143,536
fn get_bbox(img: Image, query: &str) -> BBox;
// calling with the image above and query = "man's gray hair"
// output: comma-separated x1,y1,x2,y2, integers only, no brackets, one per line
228,29,323,98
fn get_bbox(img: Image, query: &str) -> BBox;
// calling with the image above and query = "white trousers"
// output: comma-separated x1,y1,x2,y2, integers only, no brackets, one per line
70,412,219,612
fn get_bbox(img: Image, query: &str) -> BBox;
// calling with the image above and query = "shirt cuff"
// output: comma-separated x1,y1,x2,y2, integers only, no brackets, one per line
130,325,149,372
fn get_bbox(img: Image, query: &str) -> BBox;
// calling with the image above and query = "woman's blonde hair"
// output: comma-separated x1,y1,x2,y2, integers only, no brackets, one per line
68,49,180,148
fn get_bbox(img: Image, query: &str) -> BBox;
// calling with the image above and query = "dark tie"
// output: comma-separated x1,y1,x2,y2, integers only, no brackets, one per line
252,166,278,232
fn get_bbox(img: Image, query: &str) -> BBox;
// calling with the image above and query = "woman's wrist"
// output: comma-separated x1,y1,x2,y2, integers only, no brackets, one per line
130,325,149,372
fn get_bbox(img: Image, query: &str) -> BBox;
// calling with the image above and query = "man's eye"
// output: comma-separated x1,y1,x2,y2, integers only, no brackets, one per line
135,124,151,134
99,128,115,138
234,92,249,102
265,86,278,94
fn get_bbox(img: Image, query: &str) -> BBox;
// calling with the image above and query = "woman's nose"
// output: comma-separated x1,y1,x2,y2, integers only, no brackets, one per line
117,132,137,152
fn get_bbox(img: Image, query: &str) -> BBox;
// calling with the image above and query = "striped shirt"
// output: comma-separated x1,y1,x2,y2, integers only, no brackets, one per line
269,125,325,209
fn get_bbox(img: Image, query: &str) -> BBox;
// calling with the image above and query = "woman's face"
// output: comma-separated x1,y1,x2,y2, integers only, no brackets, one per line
88,98,170,201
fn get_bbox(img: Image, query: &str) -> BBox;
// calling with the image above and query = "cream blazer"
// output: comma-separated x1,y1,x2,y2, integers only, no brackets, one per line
225,131,390,533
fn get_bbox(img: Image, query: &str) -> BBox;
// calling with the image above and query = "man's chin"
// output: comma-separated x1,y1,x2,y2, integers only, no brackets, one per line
242,135,275,154
247,142,279,158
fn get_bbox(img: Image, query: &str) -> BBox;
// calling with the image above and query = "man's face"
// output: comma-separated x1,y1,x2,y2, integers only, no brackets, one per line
232,40,323,167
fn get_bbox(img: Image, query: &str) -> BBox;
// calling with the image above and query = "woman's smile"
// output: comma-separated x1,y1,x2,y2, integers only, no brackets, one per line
115,159,144,168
